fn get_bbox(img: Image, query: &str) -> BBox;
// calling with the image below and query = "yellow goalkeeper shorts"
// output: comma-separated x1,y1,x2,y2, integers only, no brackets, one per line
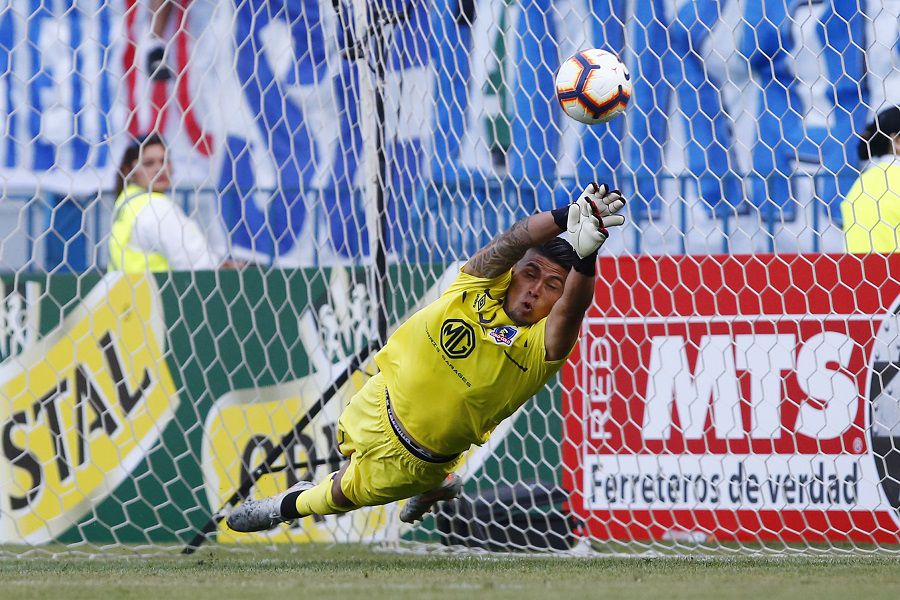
336,372,464,507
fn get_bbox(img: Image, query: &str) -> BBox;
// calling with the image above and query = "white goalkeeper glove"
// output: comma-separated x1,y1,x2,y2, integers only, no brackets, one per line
566,204,606,260
580,182,626,226
565,183,627,259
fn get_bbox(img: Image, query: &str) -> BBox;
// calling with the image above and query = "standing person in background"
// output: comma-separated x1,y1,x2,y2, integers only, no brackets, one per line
109,134,219,272
842,106,900,253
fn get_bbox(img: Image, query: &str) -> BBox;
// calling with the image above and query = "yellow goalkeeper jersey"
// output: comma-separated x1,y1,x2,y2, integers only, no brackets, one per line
374,268,570,456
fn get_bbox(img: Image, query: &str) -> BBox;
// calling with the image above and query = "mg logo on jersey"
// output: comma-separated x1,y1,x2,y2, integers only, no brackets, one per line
562,254,900,544
440,319,475,359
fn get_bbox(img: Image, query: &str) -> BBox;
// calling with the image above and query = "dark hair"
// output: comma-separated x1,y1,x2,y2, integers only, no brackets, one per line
114,134,167,197
531,238,578,271
858,106,900,161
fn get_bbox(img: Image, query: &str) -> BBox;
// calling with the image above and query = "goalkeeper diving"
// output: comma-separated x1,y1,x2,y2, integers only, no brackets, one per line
227,184,626,531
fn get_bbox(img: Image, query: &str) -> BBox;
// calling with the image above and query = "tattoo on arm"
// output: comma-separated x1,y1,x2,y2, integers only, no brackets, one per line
464,218,534,278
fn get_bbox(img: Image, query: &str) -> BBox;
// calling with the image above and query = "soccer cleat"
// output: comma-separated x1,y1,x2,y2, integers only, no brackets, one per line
399,474,462,524
226,480,314,533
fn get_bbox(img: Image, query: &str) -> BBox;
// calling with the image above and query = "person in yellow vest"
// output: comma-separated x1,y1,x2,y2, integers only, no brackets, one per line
842,106,900,253
109,134,219,272
226,183,627,531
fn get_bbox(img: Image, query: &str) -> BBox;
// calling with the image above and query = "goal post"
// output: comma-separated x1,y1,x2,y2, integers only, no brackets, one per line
0,0,899,557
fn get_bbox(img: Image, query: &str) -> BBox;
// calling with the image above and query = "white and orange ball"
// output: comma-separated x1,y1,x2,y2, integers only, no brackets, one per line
555,49,632,124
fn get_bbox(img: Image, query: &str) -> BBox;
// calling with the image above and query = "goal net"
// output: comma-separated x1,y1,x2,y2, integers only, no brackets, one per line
1,0,899,556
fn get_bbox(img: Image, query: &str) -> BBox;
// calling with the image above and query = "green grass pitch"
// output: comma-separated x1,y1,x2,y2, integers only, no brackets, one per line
2,545,900,599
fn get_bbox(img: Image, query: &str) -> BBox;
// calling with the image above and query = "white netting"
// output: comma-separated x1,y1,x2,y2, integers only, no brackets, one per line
1,0,899,556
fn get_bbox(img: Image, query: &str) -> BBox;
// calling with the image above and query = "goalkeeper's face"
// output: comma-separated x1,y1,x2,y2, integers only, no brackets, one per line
505,252,568,325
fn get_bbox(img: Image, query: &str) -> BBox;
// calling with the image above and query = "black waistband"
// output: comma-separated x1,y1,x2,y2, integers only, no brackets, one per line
385,389,459,464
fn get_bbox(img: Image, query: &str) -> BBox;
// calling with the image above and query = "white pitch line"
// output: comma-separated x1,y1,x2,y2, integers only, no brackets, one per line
585,314,880,326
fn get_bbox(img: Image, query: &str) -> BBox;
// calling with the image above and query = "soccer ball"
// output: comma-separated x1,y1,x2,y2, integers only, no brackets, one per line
555,49,632,124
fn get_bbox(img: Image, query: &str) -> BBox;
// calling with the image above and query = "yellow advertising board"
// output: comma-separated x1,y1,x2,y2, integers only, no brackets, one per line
0,274,178,544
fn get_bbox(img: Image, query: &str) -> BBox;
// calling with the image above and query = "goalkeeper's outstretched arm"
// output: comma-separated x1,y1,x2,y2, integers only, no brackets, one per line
543,260,597,361
463,183,627,280
462,184,626,360
462,212,563,279
542,185,626,360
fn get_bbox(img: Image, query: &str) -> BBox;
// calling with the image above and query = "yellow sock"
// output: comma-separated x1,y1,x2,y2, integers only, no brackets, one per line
293,477,351,517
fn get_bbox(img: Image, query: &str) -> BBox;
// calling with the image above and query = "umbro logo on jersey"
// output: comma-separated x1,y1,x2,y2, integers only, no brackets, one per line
473,293,486,311
440,319,475,359
489,325,518,346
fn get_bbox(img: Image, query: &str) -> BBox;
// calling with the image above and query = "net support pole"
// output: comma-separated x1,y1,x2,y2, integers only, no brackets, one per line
354,0,390,346
182,2,397,555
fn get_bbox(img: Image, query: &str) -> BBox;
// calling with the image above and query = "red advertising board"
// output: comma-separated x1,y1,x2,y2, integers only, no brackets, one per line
562,254,900,543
